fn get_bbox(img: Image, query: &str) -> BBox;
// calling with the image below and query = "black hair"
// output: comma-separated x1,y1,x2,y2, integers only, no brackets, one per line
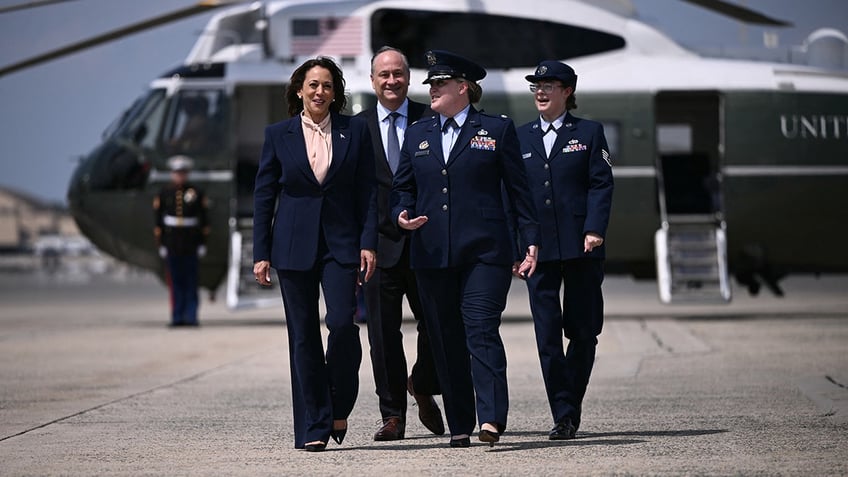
286,56,347,117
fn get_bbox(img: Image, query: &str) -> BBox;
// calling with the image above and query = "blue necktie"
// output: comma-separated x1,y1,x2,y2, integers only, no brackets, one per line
387,112,401,174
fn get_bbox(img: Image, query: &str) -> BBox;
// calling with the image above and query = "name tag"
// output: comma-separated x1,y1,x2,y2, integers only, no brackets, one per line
414,150,429,157
470,136,496,151
522,152,532,159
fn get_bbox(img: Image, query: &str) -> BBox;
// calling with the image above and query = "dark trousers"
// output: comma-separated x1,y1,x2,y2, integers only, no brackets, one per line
166,254,199,325
276,256,361,449
363,244,440,420
415,263,511,436
526,258,604,429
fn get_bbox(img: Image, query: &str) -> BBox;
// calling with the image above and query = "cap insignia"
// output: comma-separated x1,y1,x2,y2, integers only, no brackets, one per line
538,65,548,75
426,51,437,66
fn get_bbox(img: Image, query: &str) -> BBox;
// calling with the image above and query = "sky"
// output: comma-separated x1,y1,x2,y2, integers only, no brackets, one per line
0,0,846,205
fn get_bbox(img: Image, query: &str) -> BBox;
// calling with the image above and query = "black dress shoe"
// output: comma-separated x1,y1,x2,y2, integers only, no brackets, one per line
449,436,471,448
374,416,405,441
549,419,577,440
304,441,327,452
478,429,500,447
408,377,446,435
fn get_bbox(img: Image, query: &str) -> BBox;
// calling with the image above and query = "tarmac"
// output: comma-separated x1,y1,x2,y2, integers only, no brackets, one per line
1,267,846,476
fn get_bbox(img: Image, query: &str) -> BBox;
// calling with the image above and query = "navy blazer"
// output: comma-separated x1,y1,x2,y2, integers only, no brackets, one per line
517,112,614,261
391,106,539,269
354,100,430,268
253,112,377,270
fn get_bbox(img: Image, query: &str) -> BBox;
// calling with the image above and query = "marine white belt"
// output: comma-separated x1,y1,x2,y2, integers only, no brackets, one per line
163,215,199,227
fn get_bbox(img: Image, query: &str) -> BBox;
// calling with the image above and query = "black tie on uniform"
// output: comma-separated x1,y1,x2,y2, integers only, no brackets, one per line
545,124,557,134
387,111,401,174
442,117,456,133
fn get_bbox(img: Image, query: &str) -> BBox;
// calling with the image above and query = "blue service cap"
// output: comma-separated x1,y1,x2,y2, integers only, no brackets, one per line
525,60,577,88
422,50,487,84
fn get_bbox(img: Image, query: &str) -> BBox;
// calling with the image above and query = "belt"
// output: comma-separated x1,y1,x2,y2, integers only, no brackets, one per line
163,215,199,227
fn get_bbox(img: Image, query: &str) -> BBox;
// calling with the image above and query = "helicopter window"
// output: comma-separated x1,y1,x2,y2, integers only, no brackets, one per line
88,89,168,191
162,89,227,157
109,89,167,144
370,9,625,68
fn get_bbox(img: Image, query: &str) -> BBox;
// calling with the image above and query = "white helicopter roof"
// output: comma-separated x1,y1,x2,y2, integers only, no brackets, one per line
182,0,848,95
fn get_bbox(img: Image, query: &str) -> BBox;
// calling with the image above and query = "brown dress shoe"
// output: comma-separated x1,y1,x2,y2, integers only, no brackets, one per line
374,416,405,441
407,376,446,435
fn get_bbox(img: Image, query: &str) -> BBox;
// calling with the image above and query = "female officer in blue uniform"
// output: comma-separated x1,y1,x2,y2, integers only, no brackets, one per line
391,50,539,448
516,61,614,440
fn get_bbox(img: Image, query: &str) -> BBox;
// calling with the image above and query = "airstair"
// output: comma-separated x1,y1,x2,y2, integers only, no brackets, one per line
226,217,281,310
655,219,731,303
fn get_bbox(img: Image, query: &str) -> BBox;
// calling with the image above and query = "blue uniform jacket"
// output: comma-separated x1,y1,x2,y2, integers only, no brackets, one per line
391,106,539,269
516,112,614,261
253,112,377,270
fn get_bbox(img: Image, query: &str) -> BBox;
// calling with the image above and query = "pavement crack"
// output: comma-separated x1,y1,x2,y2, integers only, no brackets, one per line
825,375,846,390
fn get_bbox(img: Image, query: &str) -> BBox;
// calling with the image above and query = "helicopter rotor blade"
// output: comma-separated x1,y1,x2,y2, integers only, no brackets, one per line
0,0,244,77
680,0,792,27
0,0,79,15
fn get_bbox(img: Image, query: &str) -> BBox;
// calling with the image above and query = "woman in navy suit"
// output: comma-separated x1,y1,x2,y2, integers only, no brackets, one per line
253,57,377,452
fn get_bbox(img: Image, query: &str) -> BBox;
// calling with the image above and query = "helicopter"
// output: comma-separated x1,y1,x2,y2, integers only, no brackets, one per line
2,0,847,307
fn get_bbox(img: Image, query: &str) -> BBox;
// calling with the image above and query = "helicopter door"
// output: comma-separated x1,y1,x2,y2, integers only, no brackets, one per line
654,91,731,303
225,84,288,310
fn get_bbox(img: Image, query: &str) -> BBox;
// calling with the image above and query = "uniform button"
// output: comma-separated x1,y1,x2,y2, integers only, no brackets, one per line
545,199,552,205
544,181,550,187
544,164,549,170
441,169,447,176
442,204,448,211
442,187,448,194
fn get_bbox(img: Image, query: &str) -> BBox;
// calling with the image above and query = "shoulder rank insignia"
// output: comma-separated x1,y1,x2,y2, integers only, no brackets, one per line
419,140,429,150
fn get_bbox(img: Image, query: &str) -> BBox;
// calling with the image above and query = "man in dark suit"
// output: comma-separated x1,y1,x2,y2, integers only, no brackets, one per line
516,60,614,440
391,50,539,448
355,46,445,441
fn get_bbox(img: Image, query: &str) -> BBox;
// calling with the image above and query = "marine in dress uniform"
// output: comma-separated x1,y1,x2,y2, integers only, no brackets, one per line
355,46,444,441
153,156,209,327
391,50,540,448
516,61,614,439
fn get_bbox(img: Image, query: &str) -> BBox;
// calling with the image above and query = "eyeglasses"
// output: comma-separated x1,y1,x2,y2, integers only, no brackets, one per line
529,83,560,94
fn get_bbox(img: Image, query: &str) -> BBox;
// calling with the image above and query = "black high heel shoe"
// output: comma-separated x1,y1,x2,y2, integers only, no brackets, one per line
479,423,500,447
304,441,326,452
330,427,347,445
331,419,348,445
449,435,471,448
478,429,499,447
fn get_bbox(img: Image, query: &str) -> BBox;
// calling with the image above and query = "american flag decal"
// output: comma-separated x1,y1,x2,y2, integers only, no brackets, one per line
291,17,363,57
